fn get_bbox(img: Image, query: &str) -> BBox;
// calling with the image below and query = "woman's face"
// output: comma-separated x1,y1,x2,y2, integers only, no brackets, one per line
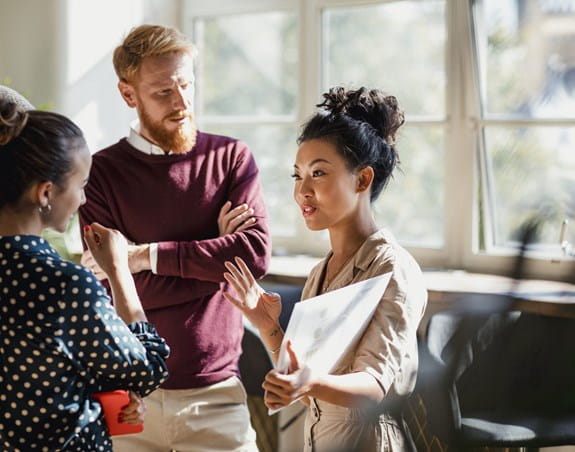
292,139,360,231
47,145,91,233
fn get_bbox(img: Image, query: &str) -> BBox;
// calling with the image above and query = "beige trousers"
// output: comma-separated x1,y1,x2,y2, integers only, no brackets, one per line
112,376,258,452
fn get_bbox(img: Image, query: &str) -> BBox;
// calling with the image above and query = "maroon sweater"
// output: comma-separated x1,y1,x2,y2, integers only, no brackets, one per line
79,132,271,389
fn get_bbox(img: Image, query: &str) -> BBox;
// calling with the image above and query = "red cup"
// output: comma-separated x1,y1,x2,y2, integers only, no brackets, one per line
92,390,144,436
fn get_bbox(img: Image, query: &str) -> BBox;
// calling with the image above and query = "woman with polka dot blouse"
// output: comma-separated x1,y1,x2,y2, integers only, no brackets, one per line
0,99,170,451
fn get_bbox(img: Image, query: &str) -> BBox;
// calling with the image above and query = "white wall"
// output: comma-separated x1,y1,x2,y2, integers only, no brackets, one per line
0,0,181,152
0,0,65,109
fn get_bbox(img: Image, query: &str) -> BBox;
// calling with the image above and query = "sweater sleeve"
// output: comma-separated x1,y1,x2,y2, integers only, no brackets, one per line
79,154,222,310
155,143,271,282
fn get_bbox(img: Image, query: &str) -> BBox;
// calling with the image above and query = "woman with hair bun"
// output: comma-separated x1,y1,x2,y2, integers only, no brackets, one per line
0,99,169,451
223,87,427,451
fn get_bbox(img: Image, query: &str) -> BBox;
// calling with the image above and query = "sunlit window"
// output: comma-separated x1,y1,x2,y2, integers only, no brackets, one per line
474,0,575,250
323,1,446,247
184,0,575,278
192,11,298,237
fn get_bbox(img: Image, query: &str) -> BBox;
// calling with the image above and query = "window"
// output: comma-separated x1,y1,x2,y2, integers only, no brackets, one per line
322,1,446,248
473,0,575,254
189,9,299,238
183,0,575,280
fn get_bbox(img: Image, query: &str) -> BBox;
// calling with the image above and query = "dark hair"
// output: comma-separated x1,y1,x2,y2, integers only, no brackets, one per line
0,99,86,209
298,86,404,202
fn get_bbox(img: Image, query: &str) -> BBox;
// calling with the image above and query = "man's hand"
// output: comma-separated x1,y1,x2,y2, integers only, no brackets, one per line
81,249,107,281
127,244,151,274
81,242,150,278
218,201,256,236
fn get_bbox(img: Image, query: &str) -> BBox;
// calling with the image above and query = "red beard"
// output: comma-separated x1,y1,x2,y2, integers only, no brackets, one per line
139,108,197,154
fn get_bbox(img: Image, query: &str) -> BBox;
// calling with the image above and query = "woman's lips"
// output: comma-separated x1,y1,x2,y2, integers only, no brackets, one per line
302,205,317,217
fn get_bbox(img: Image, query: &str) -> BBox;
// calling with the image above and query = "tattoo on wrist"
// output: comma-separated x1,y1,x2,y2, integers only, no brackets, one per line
269,327,281,338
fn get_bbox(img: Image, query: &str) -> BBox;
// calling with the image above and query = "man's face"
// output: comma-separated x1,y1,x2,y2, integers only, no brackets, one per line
121,51,196,153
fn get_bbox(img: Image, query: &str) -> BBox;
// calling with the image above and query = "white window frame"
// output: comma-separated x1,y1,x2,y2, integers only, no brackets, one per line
181,0,575,281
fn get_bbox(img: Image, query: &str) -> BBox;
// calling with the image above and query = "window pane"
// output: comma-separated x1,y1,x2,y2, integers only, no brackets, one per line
477,0,575,118
323,1,446,117
485,126,575,247
202,124,299,237
374,125,445,247
194,12,297,116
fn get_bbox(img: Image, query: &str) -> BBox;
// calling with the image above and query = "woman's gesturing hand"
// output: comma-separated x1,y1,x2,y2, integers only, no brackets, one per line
223,256,281,333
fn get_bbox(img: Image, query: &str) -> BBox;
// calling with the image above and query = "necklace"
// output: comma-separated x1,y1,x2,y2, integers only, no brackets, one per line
321,253,354,293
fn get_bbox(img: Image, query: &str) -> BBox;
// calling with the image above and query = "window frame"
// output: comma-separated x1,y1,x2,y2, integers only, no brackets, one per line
181,0,575,281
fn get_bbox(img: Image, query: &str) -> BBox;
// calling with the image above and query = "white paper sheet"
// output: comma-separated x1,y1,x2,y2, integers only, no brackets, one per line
269,272,392,414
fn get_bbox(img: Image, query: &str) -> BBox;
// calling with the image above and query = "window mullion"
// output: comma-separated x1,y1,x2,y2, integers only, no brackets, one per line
291,0,331,256
444,0,477,269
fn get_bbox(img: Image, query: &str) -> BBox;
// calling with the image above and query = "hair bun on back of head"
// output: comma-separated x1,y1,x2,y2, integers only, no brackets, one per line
0,98,30,146
318,86,405,146
0,85,34,111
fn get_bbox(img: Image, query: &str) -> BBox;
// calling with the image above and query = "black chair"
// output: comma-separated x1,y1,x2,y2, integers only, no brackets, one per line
422,308,575,451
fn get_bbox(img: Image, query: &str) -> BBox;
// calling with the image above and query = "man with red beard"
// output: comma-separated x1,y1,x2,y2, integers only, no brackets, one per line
79,24,270,452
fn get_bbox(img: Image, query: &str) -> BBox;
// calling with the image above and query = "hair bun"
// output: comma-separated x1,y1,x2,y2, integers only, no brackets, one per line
0,85,34,111
318,86,405,145
0,98,29,146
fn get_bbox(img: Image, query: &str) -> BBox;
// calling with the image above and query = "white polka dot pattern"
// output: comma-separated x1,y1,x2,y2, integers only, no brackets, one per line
0,235,170,451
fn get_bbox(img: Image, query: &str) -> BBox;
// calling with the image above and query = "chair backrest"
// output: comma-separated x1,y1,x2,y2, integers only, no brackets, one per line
239,324,274,397
426,309,575,416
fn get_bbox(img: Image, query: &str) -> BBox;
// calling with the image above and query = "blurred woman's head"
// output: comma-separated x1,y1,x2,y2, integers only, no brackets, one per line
293,87,404,231
0,99,91,233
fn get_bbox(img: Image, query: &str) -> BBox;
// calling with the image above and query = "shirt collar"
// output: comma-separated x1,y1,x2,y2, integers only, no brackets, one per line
128,120,173,155
352,228,393,272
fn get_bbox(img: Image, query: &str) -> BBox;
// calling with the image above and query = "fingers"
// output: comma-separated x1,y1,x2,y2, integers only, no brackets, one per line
227,206,255,231
83,225,97,253
234,257,257,286
83,222,107,251
233,217,257,233
286,340,301,372
120,392,146,425
263,372,296,408
264,389,287,410
218,201,232,221
223,272,245,300
224,203,250,223
224,260,250,292
218,202,256,235
80,247,107,280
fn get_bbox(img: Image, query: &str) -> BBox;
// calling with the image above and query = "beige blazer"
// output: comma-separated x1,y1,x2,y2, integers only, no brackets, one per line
300,228,427,452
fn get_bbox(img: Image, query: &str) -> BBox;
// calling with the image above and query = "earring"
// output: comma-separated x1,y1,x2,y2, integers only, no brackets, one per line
39,204,52,214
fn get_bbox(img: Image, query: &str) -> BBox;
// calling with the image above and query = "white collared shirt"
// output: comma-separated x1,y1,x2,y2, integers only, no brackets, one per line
127,120,174,156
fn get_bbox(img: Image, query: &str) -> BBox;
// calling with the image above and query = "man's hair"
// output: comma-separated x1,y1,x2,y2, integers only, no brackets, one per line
113,24,197,83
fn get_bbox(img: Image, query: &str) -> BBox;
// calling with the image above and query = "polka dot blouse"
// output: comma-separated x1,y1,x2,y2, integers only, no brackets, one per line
0,235,170,451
